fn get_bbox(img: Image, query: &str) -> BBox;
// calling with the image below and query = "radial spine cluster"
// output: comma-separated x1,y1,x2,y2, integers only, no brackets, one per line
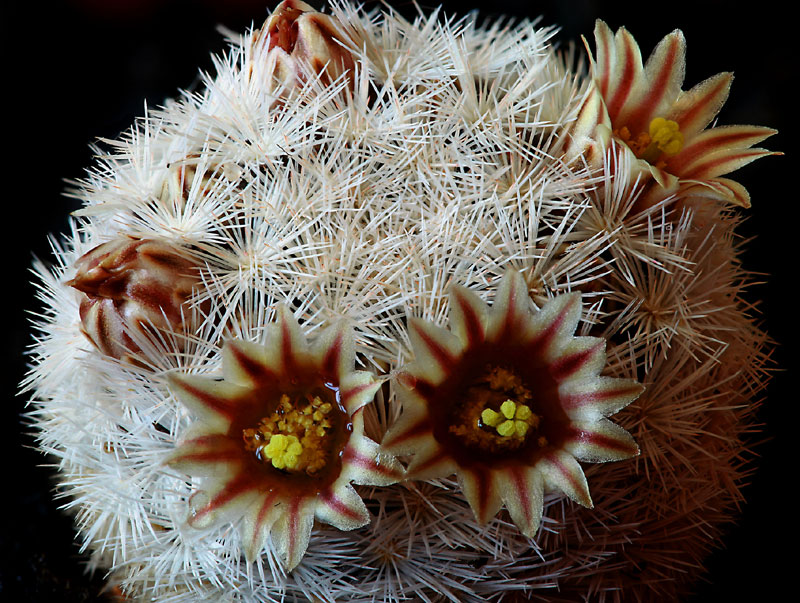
24,1,774,601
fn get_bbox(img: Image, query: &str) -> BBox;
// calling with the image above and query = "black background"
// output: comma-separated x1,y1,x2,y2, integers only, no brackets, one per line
3,1,792,600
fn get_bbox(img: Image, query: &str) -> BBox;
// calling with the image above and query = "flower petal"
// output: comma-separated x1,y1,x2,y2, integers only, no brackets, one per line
620,29,685,135
566,84,609,164
406,439,457,481
186,475,261,530
342,430,405,485
316,482,370,531
602,24,644,123
529,292,583,363
407,316,462,384
682,176,753,208
169,373,248,431
449,285,489,348
590,19,615,99
272,304,311,374
682,147,777,181
381,388,433,455
538,450,593,508
339,370,380,415
458,467,504,525
560,376,644,420
669,71,732,137
488,269,534,342
563,418,640,462
241,491,282,562
548,336,607,383
497,465,545,538
311,320,355,380
668,125,777,177
167,433,242,475
222,339,280,388
271,496,317,571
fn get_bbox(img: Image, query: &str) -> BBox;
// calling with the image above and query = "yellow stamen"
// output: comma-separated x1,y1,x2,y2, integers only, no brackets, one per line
242,393,335,474
496,420,516,437
481,408,503,427
500,400,516,419
482,399,536,439
263,434,304,470
615,118,684,166
648,117,684,155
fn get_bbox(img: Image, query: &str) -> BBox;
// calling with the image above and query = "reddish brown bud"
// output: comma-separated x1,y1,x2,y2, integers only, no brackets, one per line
68,238,201,362
254,0,355,88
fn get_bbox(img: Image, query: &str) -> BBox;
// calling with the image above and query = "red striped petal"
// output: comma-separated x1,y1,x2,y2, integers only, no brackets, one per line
186,475,261,529
312,321,354,380
342,435,405,485
528,293,582,362
169,374,246,428
339,371,380,415
560,376,644,420
168,434,242,474
223,340,278,387
670,71,732,137
564,419,640,462
499,465,544,538
548,337,606,383
592,20,614,98
458,467,503,524
241,491,281,562
449,286,489,348
682,147,776,180
489,269,534,342
605,27,643,123
407,440,457,480
666,125,776,176
316,484,370,530
682,176,753,208
621,30,685,135
408,317,462,384
272,497,316,571
539,450,592,508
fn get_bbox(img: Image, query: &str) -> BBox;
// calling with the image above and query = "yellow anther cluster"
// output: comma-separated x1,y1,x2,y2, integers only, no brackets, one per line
243,393,334,474
449,365,542,453
648,117,684,155
264,434,304,470
614,117,684,165
481,399,539,438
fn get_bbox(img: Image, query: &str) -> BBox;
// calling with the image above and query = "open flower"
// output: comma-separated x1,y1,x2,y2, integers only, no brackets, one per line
168,306,403,570
569,20,776,207
382,270,643,537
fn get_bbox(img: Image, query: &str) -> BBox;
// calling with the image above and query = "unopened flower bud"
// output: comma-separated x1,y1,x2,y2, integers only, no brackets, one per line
67,238,201,362
254,0,355,88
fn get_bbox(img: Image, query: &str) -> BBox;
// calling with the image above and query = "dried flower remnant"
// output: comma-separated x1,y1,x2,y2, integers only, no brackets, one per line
383,270,643,536
67,238,201,362
168,306,403,570
570,20,777,207
252,0,356,88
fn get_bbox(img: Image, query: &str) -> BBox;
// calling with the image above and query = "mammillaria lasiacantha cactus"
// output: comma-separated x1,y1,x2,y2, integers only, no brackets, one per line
23,1,777,601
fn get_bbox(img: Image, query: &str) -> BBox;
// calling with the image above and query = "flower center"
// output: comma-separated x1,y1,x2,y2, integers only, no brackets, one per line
242,393,334,475
449,366,547,453
614,117,684,166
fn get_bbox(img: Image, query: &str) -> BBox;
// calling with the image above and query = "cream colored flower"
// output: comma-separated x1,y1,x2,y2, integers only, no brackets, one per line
383,270,643,537
569,20,777,207
168,306,403,570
